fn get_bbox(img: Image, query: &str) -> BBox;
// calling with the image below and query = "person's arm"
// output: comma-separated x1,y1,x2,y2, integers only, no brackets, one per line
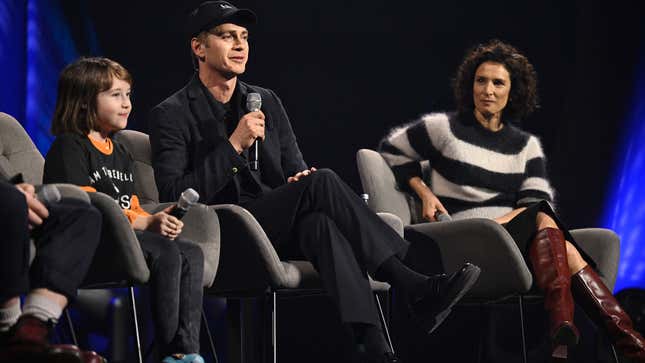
149,105,248,203
43,136,94,187
517,137,555,207
266,89,307,178
495,137,554,225
378,118,430,194
408,176,448,222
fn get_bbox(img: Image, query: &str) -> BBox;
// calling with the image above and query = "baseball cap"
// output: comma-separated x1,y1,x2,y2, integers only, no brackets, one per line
187,1,257,38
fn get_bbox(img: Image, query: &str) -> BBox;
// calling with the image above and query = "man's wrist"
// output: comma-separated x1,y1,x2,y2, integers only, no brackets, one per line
228,137,244,154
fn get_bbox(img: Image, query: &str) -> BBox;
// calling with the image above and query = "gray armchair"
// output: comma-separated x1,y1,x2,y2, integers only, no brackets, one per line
356,148,620,362
115,130,398,363
0,112,152,362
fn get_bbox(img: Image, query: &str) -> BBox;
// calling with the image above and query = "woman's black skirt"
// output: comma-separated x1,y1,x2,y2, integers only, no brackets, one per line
503,200,597,269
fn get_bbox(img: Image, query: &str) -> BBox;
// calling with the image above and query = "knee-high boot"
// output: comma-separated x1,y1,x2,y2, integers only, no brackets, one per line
529,228,579,356
572,265,645,362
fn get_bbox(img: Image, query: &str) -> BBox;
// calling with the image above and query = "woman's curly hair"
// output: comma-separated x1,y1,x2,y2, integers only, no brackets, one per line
453,39,539,121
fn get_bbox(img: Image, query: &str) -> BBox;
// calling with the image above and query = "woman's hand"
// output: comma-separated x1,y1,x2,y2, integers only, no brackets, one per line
408,176,448,222
143,206,184,240
419,191,448,222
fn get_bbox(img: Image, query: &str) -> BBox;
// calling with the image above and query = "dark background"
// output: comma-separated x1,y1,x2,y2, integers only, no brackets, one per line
55,1,644,362
61,0,644,229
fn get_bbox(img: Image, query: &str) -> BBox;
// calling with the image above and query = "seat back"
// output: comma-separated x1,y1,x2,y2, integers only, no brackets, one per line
356,148,412,225
0,112,45,184
114,130,222,288
113,130,159,205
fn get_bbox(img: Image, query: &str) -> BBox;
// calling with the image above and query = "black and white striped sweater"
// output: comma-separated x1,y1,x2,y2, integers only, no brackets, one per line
379,112,554,220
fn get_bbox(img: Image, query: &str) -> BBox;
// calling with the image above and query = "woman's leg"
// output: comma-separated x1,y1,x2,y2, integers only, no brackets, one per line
536,212,645,361
530,212,579,357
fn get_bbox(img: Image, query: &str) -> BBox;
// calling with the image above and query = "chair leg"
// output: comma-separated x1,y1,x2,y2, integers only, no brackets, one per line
129,286,143,363
64,308,79,346
201,307,219,363
271,291,277,363
374,292,395,355
610,343,620,363
518,295,528,363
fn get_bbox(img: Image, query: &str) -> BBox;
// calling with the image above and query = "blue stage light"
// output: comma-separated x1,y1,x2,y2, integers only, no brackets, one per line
604,47,645,293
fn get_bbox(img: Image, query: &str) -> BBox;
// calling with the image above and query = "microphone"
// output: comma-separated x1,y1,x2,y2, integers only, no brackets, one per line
246,92,262,171
168,188,200,219
36,185,61,206
434,210,453,222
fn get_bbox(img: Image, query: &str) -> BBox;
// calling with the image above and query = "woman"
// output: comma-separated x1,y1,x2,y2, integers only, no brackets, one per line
379,39,645,361
43,57,205,363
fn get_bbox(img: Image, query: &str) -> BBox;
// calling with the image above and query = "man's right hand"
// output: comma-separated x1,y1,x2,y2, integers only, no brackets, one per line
15,183,49,229
229,111,266,153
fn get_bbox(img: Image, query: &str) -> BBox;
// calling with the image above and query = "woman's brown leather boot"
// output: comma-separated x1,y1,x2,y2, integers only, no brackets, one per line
529,228,579,358
572,265,645,362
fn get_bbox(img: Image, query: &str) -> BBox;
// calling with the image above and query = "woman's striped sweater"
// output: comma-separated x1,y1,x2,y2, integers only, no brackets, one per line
378,112,554,220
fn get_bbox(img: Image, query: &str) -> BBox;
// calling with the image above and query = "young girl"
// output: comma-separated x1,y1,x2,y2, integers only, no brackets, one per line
43,57,206,363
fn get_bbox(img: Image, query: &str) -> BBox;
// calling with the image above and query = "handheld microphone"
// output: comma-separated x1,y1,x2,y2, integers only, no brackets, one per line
246,92,262,171
36,185,61,206
434,210,452,222
169,188,200,219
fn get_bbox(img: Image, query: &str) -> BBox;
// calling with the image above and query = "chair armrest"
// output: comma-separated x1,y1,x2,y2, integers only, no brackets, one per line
570,228,620,291
182,204,220,288
405,218,533,300
376,212,404,238
142,202,221,288
82,192,149,287
36,183,90,204
207,204,292,293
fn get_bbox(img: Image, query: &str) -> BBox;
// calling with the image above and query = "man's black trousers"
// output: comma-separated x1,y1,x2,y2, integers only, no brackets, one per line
241,169,409,326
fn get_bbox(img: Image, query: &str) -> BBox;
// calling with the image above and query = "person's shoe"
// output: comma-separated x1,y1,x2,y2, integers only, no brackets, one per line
162,353,206,363
80,349,107,363
529,227,579,358
410,262,481,334
0,315,82,363
572,265,645,361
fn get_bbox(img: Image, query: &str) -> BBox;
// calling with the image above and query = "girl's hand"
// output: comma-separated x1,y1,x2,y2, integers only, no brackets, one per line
147,206,184,240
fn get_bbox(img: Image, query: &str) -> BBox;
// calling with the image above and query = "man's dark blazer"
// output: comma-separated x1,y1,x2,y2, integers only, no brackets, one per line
149,75,307,204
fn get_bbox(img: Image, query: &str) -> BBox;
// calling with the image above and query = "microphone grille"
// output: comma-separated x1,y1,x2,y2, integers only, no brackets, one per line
181,188,200,204
246,92,262,112
37,185,61,205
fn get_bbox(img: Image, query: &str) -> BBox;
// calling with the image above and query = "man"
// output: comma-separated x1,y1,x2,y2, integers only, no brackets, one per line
0,176,104,363
149,2,480,361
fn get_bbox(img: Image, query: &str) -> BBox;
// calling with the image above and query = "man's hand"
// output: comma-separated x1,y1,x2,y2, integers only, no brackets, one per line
228,111,266,153
145,206,184,240
287,167,317,183
15,183,49,228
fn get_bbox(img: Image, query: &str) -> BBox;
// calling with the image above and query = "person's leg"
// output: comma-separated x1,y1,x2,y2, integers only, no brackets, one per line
137,231,205,363
169,239,204,357
296,212,393,361
244,169,480,334
2,198,103,363
0,182,30,331
536,211,645,360
572,266,645,360
136,231,183,356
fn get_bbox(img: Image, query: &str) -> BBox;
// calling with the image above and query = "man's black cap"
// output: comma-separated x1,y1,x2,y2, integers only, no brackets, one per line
187,1,257,38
